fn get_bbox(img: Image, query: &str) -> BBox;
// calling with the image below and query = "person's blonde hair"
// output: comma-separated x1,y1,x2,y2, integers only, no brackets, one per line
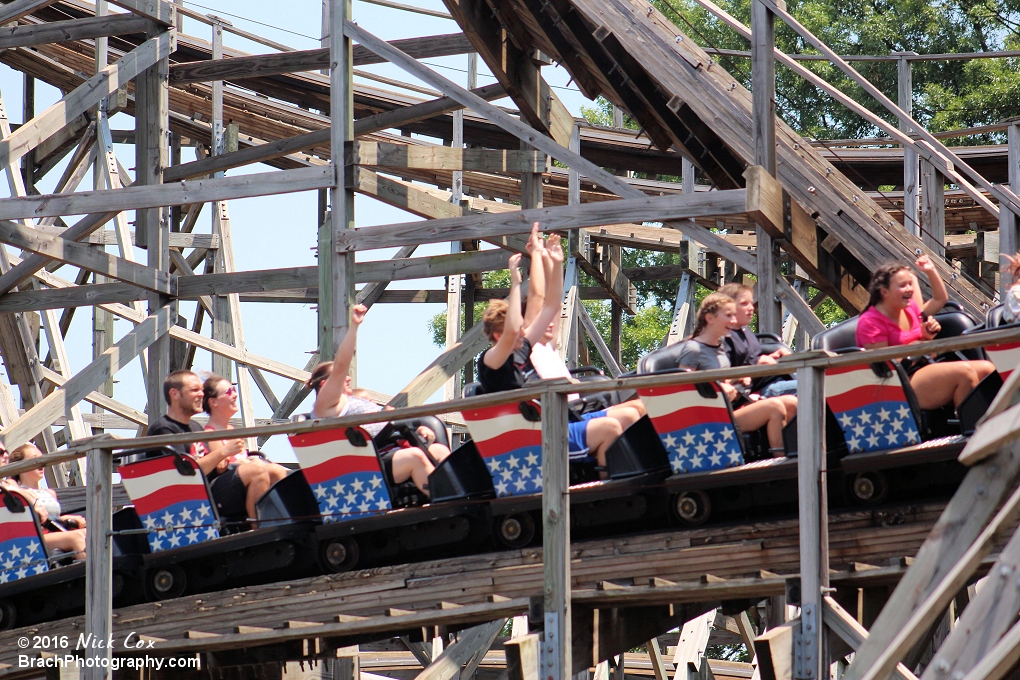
482,299,508,341
692,293,735,338
719,282,753,301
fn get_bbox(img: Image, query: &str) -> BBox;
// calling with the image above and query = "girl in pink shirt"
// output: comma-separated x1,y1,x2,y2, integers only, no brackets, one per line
855,255,995,409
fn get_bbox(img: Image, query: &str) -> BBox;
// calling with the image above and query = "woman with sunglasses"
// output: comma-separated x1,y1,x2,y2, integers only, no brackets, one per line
4,444,87,560
202,374,290,526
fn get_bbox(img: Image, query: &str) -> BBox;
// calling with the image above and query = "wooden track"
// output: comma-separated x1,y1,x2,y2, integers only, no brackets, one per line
0,501,959,675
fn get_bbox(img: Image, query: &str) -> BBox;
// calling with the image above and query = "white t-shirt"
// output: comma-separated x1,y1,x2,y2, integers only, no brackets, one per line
529,342,580,401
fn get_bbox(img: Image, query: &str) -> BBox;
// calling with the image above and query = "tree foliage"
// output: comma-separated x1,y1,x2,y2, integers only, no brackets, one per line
432,0,1014,366
649,0,1020,145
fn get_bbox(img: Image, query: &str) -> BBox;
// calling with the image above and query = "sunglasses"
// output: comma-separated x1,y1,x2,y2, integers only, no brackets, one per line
218,386,237,398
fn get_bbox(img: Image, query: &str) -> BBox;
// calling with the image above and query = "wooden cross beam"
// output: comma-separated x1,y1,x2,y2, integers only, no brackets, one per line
0,0,61,25
0,31,172,170
0,165,333,220
168,33,474,84
0,220,174,295
350,140,546,174
107,0,174,24
0,306,174,449
0,13,153,49
336,190,749,251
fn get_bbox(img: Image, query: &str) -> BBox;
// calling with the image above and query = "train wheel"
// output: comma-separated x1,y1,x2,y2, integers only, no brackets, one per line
148,565,187,600
0,600,15,631
850,471,888,506
495,513,535,549
319,537,359,573
672,490,711,526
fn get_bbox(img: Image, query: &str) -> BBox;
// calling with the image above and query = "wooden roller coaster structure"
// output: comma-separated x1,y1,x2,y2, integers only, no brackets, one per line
0,0,1019,678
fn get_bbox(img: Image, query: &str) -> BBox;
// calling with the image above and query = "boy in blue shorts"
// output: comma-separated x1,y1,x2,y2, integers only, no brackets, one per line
477,226,624,468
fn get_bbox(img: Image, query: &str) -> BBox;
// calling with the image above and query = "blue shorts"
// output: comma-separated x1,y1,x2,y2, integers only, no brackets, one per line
760,379,798,398
567,410,608,459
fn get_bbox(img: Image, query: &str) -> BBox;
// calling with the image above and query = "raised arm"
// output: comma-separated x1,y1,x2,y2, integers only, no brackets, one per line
915,254,948,316
483,253,525,369
523,222,546,328
313,304,368,416
525,233,564,346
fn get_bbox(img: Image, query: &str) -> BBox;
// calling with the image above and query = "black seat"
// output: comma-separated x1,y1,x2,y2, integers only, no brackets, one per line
932,308,985,361
811,316,860,352
756,332,791,357
637,341,690,374
987,304,1006,329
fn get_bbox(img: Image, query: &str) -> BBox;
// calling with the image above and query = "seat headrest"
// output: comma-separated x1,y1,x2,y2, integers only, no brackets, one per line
637,341,692,374
463,382,482,398
932,308,978,338
811,316,860,351
987,304,1006,329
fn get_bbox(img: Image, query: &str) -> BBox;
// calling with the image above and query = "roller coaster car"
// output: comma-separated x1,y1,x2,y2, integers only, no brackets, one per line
814,308,1001,439
0,487,139,629
288,419,495,573
460,382,671,545
963,303,1020,381
116,449,319,600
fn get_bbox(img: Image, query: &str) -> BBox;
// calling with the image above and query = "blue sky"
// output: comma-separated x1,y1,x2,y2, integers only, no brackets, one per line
0,0,597,460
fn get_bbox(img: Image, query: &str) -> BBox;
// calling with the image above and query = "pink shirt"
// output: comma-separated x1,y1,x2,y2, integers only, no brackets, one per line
855,300,923,347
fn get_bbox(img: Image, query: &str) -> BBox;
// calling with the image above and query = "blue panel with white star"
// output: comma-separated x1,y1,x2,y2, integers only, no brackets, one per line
660,423,743,473
311,471,391,523
834,402,920,454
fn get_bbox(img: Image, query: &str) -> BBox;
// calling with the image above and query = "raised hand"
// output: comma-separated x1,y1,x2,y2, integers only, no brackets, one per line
509,252,523,285
921,316,941,340
546,233,564,264
915,254,937,274
526,221,544,255
351,304,368,325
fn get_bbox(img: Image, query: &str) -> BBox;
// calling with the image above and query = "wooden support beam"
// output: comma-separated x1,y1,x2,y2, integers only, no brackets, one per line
354,82,505,136
745,166,868,312
350,141,546,173
0,220,174,295
0,165,333,220
0,13,152,49
822,598,916,680
1000,123,1020,297
168,34,474,84
921,161,946,258
672,610,715,680
574,244,636,315
337,190,748,251
796,363,827,680
542,386,571,680
411,619,505,680
356,244,417,308
918,520,1020,680
0,31,172,171
0,0,60,25
754,620,797,680
107,0,174,24
577,301,622,378
0,307,173,449
343,21,633,197
386,322,489,407
441,0,573,146
83,444,113,680
898,54,920,237
843,449,1020,680
505,633,540,680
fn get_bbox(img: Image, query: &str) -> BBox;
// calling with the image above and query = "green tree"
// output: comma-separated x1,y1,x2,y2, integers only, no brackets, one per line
650,0,1020,145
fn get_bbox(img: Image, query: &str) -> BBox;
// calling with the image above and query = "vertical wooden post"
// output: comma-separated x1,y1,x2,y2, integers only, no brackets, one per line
444,54,473,401
795,366,827,680
84,446,113,680
92,0,113,414
322,0,354,372
542,388,570,680
896,53,920,238
921,161,946,258
1000,123,1020,296
210,19,232,379
751,0,781,335
137,20,171,423
564,124,581,367
612,105,624,129
21,75,33,193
